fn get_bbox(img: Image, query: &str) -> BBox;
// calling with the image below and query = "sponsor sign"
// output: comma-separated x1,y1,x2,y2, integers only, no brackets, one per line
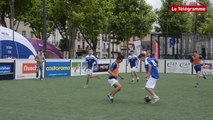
193,60,213,75
170,5,207,12
80,59,111,75
81,61,88,75
15,59,38,79
94,64,110,72
22,63,36,74
45,62,71,78
0,62,14,80
71,62,81,76
202,63,213,75
166,60,192,74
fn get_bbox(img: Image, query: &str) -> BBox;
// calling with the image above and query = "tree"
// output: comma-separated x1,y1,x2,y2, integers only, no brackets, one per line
73,0,114,55
48,0,83,58
156,0,193,34
197,0,213,35
111,0,156,41
20,0,54,38
107,0,156,56
0,0,32,29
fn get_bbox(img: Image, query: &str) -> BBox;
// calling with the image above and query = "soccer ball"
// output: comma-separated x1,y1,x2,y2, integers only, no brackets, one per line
144,96,151,103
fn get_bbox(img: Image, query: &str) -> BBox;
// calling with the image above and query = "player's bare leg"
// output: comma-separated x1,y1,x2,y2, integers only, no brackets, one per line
107,83,122,103
145,87,160,104
131,72,135,83
133,71,139,82
195,71,201,88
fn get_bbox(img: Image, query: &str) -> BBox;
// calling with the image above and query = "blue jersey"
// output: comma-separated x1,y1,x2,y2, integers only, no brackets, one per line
147,58,159,79
108,62,119,79
128,55,138,68
85,55,98,69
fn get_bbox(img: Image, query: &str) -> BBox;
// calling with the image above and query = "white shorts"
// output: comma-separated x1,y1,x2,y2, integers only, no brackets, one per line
145,76,158,89
108,78,119,87
131,66,137,72
87,69,93,75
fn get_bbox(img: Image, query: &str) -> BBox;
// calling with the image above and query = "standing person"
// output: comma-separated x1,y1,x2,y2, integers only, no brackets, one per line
107,54,124,103
145,49,151,81
128,50,139,83
34,50,45,80
190,51,207,88
84,49,100,88
138,53,160,104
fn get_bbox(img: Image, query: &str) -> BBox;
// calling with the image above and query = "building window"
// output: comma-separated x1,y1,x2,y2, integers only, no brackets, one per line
22,31,26,37
30,31,34,38
82,42,85,49
78,32,81,41
86,45,89,49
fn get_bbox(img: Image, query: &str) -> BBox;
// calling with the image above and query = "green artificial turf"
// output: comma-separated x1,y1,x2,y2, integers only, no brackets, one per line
0,73,212,120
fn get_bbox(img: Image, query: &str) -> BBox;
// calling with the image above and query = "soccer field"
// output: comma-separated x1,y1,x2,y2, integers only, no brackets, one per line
0,73,212,120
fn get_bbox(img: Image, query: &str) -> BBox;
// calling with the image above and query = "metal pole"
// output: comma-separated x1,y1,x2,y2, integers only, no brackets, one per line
194,0,198,52
11,0,15,58
43,0,47,52
195,0,198,35
108,34,111,58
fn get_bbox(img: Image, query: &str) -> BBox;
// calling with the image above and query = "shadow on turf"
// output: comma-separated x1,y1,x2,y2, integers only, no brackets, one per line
102,97,162,106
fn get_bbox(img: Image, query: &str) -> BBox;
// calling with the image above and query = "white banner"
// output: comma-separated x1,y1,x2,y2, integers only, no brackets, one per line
134,40,141,56
158,59,165,73
71,59,83,76
92,59,110,75
166,60,192,74
15,59,42,79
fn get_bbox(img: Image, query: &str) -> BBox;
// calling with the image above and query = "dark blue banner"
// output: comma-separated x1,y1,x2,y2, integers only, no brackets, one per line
0,62,14,80
45,62,71,78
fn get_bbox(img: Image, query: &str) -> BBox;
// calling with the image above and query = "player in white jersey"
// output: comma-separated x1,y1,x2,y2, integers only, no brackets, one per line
83,49,100,88
138,53,160,104
128,50,139,83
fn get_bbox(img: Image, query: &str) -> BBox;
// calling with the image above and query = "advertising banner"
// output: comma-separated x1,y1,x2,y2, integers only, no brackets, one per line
15,59,38,79
202,62,213,75
45,61,71,78
0,62,14,80
93,59,110,75
71,62,81,76
158,59,165,73
81,61,88,75
166,60,192,74
79,59,111,75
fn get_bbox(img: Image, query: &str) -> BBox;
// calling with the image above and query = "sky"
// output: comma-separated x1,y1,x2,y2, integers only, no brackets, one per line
145,0,213,9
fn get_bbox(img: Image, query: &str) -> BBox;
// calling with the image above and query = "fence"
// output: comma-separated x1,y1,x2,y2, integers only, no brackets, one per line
0,59,213,80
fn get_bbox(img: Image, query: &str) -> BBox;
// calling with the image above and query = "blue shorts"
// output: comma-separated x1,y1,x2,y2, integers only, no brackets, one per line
194,64,202,73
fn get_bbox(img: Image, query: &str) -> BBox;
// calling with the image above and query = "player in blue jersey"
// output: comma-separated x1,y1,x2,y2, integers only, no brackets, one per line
128,50,139,83
138,53,160,104
83,49,100,88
